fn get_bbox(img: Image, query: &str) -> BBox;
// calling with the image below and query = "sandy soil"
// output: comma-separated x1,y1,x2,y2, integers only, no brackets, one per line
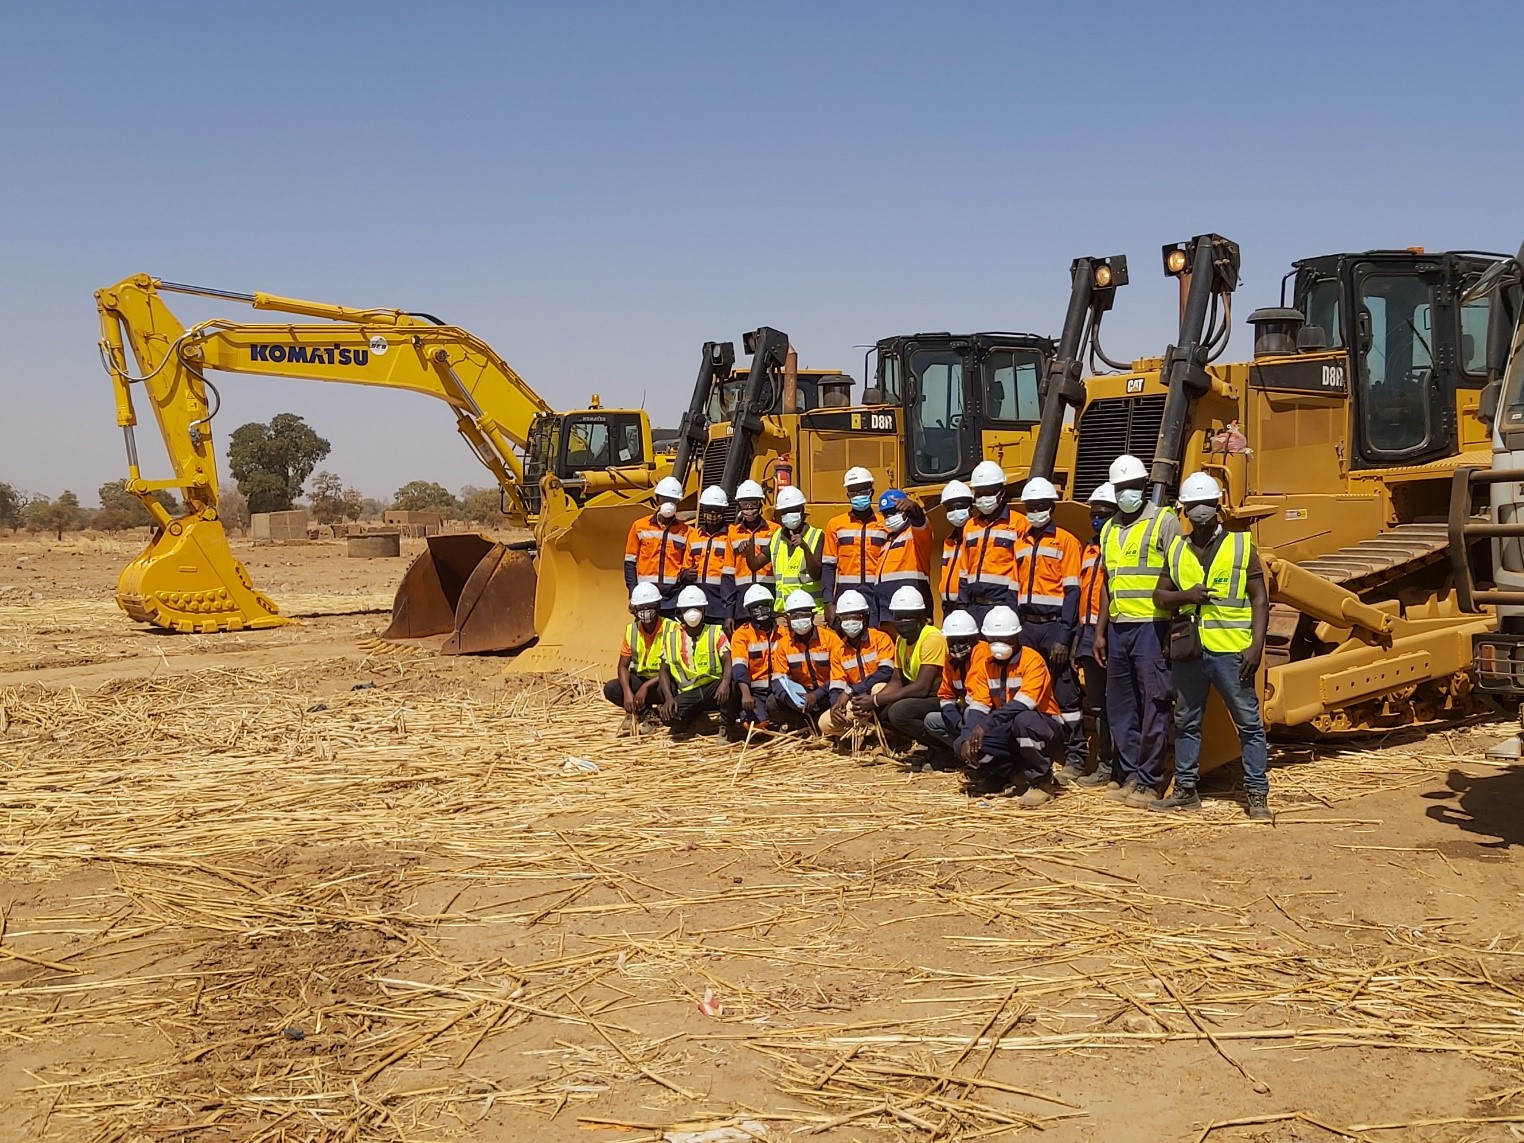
1,532,1522,1142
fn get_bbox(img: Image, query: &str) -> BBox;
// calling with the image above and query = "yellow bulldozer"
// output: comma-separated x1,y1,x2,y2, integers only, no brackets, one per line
96,274,664,654
1026,233,1511,753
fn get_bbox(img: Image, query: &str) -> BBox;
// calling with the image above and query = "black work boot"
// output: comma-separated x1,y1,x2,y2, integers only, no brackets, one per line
1147,783,1201,812
1245,790,1271,822
1075,764,1113,789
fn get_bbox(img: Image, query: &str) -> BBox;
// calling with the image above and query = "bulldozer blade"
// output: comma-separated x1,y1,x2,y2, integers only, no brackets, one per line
439,543,537,655
117,513,289,633
381,533,496,642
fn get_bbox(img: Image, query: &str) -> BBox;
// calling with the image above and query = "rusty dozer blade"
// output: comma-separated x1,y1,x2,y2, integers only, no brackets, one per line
381,533,536,654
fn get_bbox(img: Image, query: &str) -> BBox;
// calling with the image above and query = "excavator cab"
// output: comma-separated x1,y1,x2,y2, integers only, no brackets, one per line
522,405,656,517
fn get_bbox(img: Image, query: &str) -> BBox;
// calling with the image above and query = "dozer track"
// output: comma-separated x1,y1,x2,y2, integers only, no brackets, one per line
1295,522,1452,590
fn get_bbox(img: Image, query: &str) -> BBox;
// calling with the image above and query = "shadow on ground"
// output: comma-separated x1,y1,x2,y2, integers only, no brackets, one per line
1423,764,1524,849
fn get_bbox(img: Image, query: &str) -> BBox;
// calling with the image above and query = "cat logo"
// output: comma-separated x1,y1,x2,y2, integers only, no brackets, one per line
1126,377,1145,394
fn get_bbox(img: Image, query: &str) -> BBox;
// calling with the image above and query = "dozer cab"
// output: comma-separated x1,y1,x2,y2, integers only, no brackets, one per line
1029,234,1510,761
97,275,664,656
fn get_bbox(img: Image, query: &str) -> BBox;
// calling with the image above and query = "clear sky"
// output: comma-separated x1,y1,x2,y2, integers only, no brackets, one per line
2,1,1518,505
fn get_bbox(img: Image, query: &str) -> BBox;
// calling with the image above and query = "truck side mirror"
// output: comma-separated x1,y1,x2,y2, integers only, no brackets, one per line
1478,379,1502,428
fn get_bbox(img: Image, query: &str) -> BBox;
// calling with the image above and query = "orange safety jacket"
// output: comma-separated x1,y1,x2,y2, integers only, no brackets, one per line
937,646,979,706
770,625,840,691
939,531,965,607
729,620,780,685
956,505,1029,602
1078,543,1104,627
685,527,731,592
1014,522,1082,625
822,511,888,595
874,524,933,592
727,520,776,592
964,642,1059,717
623,515,690,595
829,627,896,694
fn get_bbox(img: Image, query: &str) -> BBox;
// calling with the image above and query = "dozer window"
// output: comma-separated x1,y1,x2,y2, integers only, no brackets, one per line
1303,277,1344,348
559,416,644,473
1356,273,1436,458
982,349,1042,423
907,349,969,481
1461,290,1492,380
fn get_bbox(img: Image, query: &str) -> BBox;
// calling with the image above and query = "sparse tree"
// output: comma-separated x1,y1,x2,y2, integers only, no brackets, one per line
228,413,331,514
0,482,20,532
219,485,251,533
358,497,387,521
342,487,363,522
461,485,503,524
25,491,86,540
307,470,347,525
392,480,460,516
92,479,178,532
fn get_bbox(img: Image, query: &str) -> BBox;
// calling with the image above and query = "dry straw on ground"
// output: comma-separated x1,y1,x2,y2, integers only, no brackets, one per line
1,661,1521,1140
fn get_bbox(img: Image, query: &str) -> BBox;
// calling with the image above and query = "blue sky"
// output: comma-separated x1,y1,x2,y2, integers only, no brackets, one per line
2,1,1518,504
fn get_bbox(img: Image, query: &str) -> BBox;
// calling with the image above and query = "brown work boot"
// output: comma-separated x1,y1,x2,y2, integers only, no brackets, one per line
1016,779,1061,809
1245,790,1272,822
1124,785,1158,808
1053,763,1087,788
1104,778,1138,802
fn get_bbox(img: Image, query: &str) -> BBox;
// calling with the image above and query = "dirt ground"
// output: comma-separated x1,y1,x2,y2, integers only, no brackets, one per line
2,532,1523,1142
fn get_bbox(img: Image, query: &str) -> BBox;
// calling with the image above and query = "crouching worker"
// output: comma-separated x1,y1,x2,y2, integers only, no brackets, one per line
604,583,671,718
767,590,839,730
922,609,980,769
656,585,736,733
729,584,781,734
957,606,1065,807
860,586,945,749
819,590,895,741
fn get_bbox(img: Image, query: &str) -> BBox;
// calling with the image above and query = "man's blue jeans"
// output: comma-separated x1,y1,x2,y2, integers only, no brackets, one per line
1172,650,1268,792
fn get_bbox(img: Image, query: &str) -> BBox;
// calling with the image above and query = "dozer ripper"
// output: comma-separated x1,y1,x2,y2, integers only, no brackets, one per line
97,274,663,653
1029,233,1510,756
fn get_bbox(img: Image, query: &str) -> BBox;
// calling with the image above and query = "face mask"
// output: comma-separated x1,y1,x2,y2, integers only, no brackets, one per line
1186,504,1219,528
1090,513,1111,534
884,513,906,533
850,494,873,512
634,607,658,625
1027,509,1052,528
738,504,761,523
748,606,774,625
780,511,803,530
946,508,970,528
896,618,925,642
657,500,678,519
839,618,865,638
1117,489,1145,514
988,641,1014,661
973,494,1001,515
790,615,815,636
682,608,704,627
948,641,973,662
703,514,725,533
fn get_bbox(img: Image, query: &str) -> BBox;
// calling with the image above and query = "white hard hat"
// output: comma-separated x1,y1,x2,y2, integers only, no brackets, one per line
784,589,817,613
941,610,979,638
1020,476,1059,503
940,479,973,504
775,485,807,510
981,605,1022,639
889,585,927,614
1109,455,1148,484
676,585,708,609
699,485,729,509
843,466,875,489
1088,481,1118,507
654,476,684,500
970,460,1007,489
629,583,662,606
735,479,764,501
836,589,870,614
743,584,774,608
1179,471,1223,504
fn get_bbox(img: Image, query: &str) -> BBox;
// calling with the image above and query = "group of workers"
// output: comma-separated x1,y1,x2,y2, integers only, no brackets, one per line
611,456,1271,820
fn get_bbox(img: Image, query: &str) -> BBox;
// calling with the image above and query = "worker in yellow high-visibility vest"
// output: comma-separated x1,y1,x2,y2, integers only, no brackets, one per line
1150,471,1271,822
604,582,673,720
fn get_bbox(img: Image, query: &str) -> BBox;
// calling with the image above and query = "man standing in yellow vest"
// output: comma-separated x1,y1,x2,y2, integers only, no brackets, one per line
1149,472,1271,821
764,486,825,613
605,582,672,718
1092,454,1181,807
657,585,736,734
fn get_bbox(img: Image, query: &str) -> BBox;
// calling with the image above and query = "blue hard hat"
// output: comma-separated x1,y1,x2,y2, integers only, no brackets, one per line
877,488,908,511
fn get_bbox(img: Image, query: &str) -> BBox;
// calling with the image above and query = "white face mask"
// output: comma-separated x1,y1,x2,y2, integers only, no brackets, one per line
789,615,815,636
779,511,803,530
973,494,1001,515
1185,503,1219,528
840,618,865,638
1027,509,1052,528
682,608,704,627
946,508,970,527
1116,489,1145,514
884,513,906,533
657,500,678,519
988,640,1014,661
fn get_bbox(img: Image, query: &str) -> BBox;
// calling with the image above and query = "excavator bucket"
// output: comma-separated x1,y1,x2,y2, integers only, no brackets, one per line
381,533,537,654
506,489,651,676
116,514,290,633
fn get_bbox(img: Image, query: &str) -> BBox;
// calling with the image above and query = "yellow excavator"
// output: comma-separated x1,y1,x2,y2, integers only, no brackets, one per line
96,274,663,653
1027,233,1510,760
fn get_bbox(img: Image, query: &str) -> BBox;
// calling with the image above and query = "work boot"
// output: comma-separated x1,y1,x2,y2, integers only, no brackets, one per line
1124,785,1158,808
1075,765,1113,790
1016,779,1061,809
1147,783,1201,813
1245,790,1272,822
1104,778,1138,802
1053,762,1087,788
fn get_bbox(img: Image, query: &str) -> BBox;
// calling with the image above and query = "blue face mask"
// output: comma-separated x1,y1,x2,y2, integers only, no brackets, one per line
850,494,873,512
1091,513,1110,534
